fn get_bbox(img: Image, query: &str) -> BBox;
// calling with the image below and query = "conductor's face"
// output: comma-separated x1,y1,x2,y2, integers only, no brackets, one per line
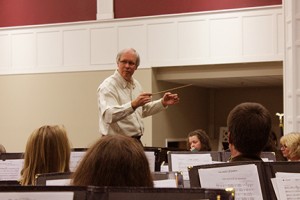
117,50,138,82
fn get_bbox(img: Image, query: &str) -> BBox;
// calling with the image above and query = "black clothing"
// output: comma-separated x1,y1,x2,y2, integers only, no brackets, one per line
230,154,263,162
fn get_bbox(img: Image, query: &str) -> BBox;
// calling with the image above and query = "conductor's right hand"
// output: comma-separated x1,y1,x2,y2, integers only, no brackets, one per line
131,92,152,110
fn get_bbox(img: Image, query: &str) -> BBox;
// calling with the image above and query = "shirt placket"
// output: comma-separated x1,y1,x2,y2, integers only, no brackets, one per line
129,83,143,135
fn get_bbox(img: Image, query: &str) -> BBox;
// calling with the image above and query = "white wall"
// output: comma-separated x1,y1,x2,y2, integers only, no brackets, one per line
0,6,283,74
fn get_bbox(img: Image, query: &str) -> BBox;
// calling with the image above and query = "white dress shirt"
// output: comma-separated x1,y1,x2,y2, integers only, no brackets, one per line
97,70,166,137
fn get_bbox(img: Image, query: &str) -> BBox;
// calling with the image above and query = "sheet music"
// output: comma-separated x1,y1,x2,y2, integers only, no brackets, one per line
0,159,24,180
271,172,300,200
46,179,71,186
145,151,155,172
275,172,300,178
271,178,280,200
170,153,212,180
272,178,300,200
198,164,263,200
0,192,73,200
160,164,169,172
69,151,86,172
153,179,177,188
261,158,270,162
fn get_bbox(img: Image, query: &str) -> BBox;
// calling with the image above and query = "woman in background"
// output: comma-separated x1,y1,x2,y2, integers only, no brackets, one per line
280,132,300,161
187,129,212,151
20,125,71,185
71,134,153,187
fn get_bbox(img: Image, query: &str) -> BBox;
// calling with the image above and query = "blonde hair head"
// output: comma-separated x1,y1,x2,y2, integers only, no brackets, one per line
280,132,300,160
20,125,71,185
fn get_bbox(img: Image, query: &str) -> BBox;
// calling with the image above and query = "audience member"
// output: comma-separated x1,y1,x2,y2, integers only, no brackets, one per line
280,132,300,161
0,144,6,154
71,134,153,187
187,129,212,151
20,125,71,185
227,102,272,162
97,48,179,142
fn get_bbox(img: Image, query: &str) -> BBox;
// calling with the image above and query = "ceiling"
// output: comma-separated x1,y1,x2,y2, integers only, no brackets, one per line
154,61,283,88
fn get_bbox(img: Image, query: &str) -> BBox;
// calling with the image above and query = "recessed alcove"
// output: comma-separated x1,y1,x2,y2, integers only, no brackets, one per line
151,61,283,150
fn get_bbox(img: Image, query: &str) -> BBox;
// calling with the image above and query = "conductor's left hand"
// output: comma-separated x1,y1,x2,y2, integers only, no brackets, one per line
161,92,179,107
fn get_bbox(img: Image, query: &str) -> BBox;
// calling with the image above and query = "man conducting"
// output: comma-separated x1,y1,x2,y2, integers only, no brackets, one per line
97,48,179,141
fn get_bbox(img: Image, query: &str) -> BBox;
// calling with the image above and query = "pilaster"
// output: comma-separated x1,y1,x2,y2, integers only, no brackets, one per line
283,0,300,132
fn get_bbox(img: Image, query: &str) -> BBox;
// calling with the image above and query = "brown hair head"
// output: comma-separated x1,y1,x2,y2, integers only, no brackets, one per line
71,134,153,187
187,129,212,151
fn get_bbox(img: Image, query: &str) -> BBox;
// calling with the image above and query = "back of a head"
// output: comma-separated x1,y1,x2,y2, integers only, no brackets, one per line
20,125,71,185
72,134,153,187
227,102,271,155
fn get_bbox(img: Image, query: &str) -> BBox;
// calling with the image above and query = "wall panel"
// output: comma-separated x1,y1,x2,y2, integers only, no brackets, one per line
90,27,117,65
37,31,62,67
178,20,210,60
243,15,273,56
11,33,36,69
0,34,11,69
63,29,90,66
210,17,241,58
118,24,147,62
0,6,283,74
148,22,177,64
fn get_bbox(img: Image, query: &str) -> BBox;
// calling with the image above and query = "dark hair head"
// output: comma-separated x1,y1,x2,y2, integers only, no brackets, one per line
72,134,153,187
187,129,212,151
263,131,278,152
227,102,271,155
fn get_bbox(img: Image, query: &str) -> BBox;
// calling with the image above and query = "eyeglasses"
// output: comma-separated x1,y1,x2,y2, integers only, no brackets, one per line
119,60,136,66
280,144,288,149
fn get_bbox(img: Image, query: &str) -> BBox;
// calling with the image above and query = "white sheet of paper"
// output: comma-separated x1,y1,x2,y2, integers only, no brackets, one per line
198,164,263,200
46,178,71,186
275,172,300,178
273,178,300,200
271,178,280,200
160,164,169,172
170,153,212,180
0,159,24,180
0,192,73,200
153,179,177,188
261,158,270,162
69,151,86,172
145,151,155,172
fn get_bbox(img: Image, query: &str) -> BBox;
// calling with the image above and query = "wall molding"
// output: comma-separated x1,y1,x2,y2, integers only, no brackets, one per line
0,5,283,75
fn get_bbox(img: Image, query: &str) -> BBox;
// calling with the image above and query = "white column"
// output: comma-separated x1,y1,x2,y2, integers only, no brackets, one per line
283,0,300,133
97,0,114,20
